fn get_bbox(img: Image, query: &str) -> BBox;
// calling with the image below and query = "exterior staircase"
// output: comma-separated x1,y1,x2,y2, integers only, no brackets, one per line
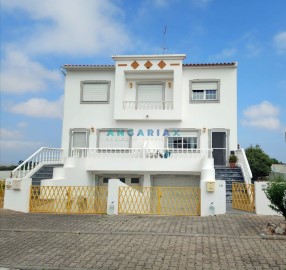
31,165,62,186
215,166,244,203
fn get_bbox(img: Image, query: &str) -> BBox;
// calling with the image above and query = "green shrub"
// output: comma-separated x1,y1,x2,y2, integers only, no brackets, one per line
264,176,286,220
229,154,237,163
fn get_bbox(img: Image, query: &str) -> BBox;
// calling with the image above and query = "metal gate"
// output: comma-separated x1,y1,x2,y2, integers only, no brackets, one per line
30,186,108,214
232,182,255,212
118,186,200,216
0,180,5,208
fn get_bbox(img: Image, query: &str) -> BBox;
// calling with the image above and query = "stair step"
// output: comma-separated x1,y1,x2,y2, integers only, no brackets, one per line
215,167,245,203
31,164,62,185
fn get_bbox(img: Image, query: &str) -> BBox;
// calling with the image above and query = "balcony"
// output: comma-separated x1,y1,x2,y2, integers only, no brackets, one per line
71,148,212,173
123,101,173,110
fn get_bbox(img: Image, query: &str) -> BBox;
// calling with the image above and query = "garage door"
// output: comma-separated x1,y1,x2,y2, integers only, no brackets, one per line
153,176,200,187
98,130,130,148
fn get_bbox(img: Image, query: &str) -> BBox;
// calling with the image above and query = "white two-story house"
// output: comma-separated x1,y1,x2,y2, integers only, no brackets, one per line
12,53,252,191
45,53,237,188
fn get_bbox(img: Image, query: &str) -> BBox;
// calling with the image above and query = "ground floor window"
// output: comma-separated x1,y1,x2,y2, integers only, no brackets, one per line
168,137,197,149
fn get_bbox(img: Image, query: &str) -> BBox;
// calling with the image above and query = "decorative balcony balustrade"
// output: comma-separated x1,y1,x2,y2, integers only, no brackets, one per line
123,101,173,110
71,148,212,159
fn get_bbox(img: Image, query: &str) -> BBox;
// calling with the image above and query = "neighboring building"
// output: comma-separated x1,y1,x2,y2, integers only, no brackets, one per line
12,53,251,188
271,164,286,179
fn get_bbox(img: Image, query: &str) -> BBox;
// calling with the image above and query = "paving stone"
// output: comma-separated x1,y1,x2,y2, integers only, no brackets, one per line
0,209,286,269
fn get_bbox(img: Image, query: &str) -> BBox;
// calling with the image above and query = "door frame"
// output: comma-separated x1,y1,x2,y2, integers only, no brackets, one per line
208,129,230,166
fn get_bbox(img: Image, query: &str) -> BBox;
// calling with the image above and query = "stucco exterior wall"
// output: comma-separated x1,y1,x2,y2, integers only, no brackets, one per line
61,60,237,157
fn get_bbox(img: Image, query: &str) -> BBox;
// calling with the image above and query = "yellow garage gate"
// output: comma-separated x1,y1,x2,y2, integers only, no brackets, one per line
118,186,200,216
30,186,108,214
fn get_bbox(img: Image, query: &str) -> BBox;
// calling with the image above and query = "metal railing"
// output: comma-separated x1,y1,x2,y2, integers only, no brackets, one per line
71,148,212,159
30,186,108,214
0,180,5,208
123,101,173,110
232,182,255,212
118,186,200,216
12,147,63,178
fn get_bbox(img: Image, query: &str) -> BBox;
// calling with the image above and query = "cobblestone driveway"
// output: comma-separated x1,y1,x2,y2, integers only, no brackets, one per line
0,209,285,269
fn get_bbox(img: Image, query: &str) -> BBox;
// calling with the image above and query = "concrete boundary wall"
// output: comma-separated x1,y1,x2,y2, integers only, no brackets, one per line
4,178,32,213
255,181,282,216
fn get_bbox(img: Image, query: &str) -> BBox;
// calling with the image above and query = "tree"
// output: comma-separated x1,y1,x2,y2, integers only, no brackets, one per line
264,176,286,220
245,145,279,180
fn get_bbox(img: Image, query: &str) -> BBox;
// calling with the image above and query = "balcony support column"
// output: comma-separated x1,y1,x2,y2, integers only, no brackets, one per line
143,173,151,187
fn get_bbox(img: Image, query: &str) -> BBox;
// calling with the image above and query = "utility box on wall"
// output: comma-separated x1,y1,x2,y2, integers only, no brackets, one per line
206,181,215,192
12,179,22,190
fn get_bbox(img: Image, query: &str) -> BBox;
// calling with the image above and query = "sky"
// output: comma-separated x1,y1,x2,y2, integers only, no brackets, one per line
0,0,286,165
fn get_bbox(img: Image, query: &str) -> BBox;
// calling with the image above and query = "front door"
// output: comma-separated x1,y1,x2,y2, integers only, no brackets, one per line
212,132,226,166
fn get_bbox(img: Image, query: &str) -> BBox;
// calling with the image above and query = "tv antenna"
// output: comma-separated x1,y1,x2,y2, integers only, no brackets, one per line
162,26,168,54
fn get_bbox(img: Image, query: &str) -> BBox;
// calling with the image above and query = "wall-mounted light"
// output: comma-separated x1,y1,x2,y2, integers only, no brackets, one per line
203,127,207,133
168,82,172,88
91,127,95,133
129,82,133,88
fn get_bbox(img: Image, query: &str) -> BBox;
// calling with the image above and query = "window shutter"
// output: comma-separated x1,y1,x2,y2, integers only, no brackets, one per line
82,83,108,102
192,82,218,90
137,84,163,101
72,132,87,148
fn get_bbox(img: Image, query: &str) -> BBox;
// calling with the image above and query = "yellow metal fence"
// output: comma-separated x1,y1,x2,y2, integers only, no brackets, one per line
0,180,5,208
119,186,200,216
30,186,108,214
232,182,255,212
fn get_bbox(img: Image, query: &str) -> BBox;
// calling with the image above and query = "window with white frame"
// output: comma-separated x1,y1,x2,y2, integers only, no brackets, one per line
81,81,110,103
167,129,199,151
190,80,219,102
168,137,198,149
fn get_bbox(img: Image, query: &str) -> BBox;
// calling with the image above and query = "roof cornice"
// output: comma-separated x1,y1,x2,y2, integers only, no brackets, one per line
63,64,115,71
112,54,186,61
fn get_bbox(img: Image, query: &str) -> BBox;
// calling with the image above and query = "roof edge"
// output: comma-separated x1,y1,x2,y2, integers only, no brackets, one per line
183,62,237,67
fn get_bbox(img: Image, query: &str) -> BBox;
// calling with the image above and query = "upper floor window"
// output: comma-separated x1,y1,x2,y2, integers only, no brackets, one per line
137,83,164,101
81,81,110,104
190,80,220,103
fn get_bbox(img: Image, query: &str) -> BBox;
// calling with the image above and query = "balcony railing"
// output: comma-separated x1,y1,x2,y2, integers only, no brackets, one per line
71,148,212,159
12,147,63,178
123,101,173,110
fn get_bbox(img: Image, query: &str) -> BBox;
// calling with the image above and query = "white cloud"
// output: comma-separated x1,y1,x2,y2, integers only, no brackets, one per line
273,31,286,54
18,122,28,128
210,48,237,60
244,101,279,119
153,0,170,7
242,117,281,130
0,129,23,140
0,50,61,93
191,0,212,7
242,101,281,130
9,96,64,119
2,0,131,56
0,140,43,151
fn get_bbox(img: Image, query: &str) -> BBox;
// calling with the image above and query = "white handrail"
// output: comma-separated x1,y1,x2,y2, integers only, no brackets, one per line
12,147,63,178
235,148,253,184
71,147,212,159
